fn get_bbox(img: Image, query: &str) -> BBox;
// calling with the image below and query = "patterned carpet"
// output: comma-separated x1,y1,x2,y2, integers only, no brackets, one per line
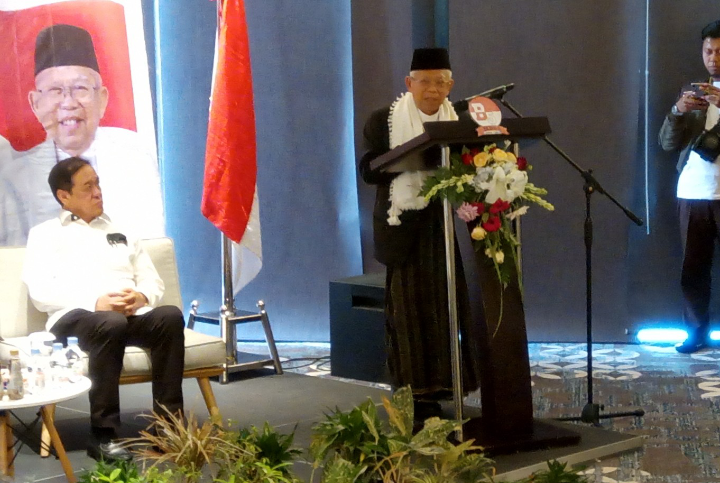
257,341,720,483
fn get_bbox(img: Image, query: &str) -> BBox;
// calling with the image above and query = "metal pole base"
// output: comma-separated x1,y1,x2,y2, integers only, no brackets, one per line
555,402,645,425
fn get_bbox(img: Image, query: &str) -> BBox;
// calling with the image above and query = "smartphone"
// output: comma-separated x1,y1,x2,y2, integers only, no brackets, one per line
690,83,710,97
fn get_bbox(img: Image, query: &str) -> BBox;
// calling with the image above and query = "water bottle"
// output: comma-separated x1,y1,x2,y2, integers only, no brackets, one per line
29,348,46,392
50,342,65,367
35,367,45,391
8,349,23,400
66,337,80,361
23,367,33,394
49,342,67,386
66,337,86,380
1,364,8,399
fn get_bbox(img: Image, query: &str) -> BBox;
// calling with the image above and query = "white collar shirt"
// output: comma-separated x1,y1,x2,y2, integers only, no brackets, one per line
677,80,720,199
22,210,164,330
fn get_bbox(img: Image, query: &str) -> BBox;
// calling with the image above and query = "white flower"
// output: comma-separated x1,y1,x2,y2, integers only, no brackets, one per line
505,170,528,200
479,166,528,204
478,167,510,204
507,206,529,220
471,166,495,190
484,247,504,263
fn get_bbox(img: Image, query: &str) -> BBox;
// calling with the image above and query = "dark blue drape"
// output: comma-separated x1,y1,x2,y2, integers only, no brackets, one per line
151,1,361,341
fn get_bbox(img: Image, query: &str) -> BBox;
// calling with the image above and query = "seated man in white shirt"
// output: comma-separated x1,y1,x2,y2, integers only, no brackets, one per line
22,157,185,462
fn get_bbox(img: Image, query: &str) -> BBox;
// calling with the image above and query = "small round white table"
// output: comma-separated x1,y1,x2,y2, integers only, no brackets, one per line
0,377,91,483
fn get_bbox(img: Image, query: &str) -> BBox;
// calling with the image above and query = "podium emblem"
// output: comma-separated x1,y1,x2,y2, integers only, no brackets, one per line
468,96,508,136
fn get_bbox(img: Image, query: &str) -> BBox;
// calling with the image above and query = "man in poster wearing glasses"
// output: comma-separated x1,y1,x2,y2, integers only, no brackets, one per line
0,24,164,245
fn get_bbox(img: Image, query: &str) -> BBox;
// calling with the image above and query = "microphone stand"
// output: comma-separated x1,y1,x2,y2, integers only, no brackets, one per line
495,93,646,425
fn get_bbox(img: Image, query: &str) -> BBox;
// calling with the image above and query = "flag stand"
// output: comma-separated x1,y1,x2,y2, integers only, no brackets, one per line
221,233,235,313
187,233,283,384
194,0,279,383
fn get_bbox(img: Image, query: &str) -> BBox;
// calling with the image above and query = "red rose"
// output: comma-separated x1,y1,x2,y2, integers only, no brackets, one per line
517,156,528,170
488,147,497,153
471,202,485,214
461,152,473,165
482,215,501,232
470,148,480,156
489,199,511,214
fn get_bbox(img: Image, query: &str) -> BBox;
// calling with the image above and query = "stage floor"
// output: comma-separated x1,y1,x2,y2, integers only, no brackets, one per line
10,366,641,483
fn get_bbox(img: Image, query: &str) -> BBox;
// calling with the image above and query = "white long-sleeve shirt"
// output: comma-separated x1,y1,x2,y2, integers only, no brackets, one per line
0,127,165,246
22,211,164,330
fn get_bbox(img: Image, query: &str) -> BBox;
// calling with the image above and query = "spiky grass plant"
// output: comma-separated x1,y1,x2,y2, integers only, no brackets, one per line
125,409,241,483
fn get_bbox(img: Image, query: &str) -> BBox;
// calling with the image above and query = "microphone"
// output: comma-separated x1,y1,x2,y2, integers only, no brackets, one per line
464,83,515,100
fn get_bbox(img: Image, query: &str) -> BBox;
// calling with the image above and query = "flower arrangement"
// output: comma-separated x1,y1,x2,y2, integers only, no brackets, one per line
421,142,553,288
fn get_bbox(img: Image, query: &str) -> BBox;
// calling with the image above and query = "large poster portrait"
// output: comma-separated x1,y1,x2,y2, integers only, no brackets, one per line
0,0,163,245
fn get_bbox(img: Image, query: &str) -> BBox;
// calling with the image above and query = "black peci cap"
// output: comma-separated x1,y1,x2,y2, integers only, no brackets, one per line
34,24,99,76
410,48,451,71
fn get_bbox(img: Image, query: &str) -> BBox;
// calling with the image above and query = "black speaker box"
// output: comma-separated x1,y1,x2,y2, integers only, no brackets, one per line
329,272,389,383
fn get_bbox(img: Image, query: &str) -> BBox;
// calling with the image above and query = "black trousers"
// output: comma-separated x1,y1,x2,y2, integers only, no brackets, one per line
679,199,720,336
50,306,185,429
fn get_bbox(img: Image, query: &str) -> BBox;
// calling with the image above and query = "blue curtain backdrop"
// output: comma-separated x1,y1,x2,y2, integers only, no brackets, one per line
350,0,720,342
150,1,361,341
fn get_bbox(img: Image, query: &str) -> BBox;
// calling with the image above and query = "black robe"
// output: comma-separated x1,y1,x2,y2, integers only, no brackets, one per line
358,106,482,399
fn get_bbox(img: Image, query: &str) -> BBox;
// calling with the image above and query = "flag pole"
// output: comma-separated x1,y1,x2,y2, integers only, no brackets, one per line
214,1,235,315
221,234,235,313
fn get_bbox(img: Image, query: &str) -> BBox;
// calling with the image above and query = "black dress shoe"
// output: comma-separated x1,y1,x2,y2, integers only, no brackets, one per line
87,440,133,462
675,338,707,354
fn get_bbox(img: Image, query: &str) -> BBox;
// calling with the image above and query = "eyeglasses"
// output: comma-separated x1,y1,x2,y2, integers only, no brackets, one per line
410,77,452,89
76,179,101,194
36,84,99,103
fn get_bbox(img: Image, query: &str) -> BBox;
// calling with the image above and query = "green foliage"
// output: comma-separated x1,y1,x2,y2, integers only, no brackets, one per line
216,422,303,483
78,459,143,483
309,386,494,483
419,150,477,205
78,406,588,483
236,422,302,474
213,457,300,483
310,398,390,469
120,407,302,483
521,460,590,483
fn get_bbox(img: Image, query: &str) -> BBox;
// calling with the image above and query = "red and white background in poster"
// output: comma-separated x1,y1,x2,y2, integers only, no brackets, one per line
0,0,163,246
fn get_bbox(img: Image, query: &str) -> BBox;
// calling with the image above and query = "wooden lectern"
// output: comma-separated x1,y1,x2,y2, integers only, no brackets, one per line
370,116,580,454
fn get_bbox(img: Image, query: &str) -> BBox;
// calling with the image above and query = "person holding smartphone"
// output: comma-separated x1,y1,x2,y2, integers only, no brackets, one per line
660,20,720,354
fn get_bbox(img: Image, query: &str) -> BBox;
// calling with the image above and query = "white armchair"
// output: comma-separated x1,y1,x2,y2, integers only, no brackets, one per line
0,237,226,420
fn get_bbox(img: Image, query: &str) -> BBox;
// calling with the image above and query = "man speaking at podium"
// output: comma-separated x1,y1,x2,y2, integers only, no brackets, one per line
358,48,483,423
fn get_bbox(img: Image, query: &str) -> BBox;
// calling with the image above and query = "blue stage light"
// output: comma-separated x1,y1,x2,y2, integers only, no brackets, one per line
636,328,688,344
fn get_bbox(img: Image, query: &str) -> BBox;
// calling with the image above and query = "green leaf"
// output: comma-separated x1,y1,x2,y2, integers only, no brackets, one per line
322,456,368,483
411,417,459,447
361,411,380,443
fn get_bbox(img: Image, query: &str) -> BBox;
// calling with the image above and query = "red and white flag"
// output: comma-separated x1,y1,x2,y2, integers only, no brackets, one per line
202,0,262,293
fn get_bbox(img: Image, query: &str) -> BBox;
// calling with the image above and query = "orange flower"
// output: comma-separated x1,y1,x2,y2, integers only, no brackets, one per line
473,152,491,167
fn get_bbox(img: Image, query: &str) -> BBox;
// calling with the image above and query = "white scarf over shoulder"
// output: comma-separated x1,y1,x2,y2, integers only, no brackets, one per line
387,92,458,225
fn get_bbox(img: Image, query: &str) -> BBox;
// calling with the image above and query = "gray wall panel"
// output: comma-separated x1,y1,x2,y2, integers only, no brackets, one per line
352,0,414,274
449,1,647,342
